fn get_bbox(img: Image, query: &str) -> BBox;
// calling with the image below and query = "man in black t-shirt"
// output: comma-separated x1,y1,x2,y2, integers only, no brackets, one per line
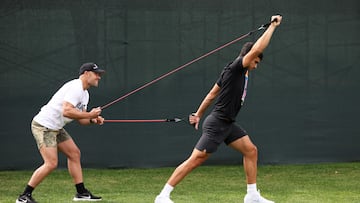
155,15,282,203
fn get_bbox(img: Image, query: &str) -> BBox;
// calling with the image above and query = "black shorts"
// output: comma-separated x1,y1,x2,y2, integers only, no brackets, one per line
195,114,248,153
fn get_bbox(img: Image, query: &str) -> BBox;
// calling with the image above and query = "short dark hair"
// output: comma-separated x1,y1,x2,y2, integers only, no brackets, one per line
240,42,263,60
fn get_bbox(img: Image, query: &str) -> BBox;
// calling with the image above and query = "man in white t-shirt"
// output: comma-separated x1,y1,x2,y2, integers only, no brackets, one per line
16,63,105,203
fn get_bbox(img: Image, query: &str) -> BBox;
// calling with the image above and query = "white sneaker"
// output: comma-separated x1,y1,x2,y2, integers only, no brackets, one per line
244,190,274,203
154,195,174,203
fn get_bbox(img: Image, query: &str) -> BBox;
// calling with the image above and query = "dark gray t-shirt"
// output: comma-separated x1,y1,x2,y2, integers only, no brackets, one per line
211,57,248,122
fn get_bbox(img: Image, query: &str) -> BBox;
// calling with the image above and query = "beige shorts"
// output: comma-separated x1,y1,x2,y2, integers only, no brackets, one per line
31,120,72,149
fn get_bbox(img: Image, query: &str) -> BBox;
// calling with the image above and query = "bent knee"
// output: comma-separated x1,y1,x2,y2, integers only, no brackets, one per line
191,158,205,168
44,160,58,171
244,144,258,156
188,150,209,168
68,148,81,160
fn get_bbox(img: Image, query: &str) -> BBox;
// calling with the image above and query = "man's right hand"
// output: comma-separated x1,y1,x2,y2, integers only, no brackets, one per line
189,113,200,130
89,107,102,118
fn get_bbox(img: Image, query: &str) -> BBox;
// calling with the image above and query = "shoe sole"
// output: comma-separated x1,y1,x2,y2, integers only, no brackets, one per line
73,197,102,202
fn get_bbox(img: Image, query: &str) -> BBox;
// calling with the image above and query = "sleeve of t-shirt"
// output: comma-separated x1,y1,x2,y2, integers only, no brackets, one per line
82,91,89,111
216,75,222,87
216,57,243,87
63,83,82,107
230,57,243,72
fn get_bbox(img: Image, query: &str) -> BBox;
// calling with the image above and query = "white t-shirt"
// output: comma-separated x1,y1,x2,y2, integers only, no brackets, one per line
33,79,89,130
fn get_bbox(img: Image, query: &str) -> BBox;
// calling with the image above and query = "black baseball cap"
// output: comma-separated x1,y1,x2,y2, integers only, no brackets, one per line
79,62,105,75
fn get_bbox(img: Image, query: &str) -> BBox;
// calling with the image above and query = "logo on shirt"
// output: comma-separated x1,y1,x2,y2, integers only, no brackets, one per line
241,75,249,106
76,103,86,111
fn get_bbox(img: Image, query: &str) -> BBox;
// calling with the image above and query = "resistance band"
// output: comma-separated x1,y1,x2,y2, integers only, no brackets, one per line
100,21,275,110
104,118,183,123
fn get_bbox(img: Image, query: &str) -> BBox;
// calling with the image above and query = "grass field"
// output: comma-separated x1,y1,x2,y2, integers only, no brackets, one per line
1,162,359,203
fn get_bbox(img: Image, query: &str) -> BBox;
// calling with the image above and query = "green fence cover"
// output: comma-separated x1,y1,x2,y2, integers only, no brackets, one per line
0,0,359,169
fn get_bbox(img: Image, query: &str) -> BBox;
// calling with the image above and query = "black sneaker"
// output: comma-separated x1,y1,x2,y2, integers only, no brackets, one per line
73,190,102,201
16,193,38,203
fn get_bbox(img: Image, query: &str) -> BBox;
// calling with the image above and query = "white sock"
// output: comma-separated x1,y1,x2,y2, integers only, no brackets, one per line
247,183,257,194
159,183,174,197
